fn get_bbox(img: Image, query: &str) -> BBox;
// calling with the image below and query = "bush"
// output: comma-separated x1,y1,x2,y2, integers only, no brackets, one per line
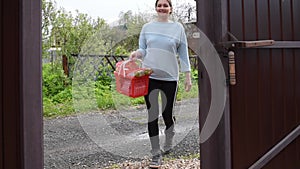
42,63,70,98
42,62,198,118
43,63,74,117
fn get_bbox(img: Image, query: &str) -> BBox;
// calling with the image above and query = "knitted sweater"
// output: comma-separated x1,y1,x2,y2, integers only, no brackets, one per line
137,21,191,81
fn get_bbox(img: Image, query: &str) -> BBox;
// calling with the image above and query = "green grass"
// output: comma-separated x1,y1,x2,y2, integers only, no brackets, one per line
43,72,199,118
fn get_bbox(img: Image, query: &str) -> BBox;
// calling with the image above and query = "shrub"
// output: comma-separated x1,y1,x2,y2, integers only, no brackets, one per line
42,63,70,98
43,63,74,117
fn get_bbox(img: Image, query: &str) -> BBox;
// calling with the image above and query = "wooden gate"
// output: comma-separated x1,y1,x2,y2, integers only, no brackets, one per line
0,0,43,169
196,0,300,168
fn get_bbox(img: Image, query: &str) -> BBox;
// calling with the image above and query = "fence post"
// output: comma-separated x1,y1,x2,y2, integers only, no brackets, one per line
62,55,69,76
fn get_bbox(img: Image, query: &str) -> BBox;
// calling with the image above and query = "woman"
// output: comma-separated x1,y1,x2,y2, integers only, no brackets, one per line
130,0,192,167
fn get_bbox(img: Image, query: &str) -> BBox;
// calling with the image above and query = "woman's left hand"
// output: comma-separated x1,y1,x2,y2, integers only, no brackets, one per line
184,72,192,92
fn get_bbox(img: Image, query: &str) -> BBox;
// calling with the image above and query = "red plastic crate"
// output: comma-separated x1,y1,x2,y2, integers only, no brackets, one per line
114,71,150,98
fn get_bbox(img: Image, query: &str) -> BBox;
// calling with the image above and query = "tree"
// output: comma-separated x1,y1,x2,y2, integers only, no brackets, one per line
172,1,197,23
42,0,110,59
42,0,58,58
111,11,151,53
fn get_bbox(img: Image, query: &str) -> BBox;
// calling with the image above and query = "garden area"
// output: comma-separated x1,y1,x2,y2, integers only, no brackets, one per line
42,1,200,168
42,0,199,118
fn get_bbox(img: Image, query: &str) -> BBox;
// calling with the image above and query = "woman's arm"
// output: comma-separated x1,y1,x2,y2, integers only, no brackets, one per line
130,25,146,60
177,23,191,73
177,23,192,92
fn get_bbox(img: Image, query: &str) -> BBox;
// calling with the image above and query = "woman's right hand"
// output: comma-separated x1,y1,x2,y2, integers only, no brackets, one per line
129,51,141,60
184,72,192,92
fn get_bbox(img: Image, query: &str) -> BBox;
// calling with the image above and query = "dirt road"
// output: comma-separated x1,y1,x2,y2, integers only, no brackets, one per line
44,99,200,168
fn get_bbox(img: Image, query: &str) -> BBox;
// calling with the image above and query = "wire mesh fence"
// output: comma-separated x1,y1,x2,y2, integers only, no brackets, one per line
59,54,198,81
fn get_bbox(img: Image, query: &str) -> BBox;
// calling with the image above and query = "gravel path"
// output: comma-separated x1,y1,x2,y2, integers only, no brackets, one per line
44,99,200,169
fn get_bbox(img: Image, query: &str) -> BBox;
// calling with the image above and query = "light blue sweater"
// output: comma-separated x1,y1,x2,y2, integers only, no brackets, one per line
137,21,191,81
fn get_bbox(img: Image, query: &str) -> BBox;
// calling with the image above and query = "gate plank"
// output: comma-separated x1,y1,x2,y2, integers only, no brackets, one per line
281,1,298,167
243,0,260,165
256,1,273,166
229,0,247,168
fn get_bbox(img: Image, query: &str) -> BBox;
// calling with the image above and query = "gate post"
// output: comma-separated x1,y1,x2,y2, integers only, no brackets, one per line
196,0,231,169
0,0,43,168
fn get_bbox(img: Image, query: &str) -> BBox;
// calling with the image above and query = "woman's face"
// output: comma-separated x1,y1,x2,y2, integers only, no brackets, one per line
156,0,172,17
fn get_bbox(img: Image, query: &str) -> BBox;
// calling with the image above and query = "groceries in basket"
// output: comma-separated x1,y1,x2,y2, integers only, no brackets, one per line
114,59,153,98
115,60,153,78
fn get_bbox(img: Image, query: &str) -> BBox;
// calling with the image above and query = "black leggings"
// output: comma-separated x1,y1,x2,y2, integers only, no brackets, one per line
144,78,178,137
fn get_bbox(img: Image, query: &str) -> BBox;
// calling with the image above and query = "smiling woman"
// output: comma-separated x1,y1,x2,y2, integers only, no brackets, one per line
127,0,194,167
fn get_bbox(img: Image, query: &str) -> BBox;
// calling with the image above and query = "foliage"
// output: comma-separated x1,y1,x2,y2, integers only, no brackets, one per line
172,1,197,23
42,63,74,117
177,70,198,101
42,0,198,117
42,63,69,97
94,72,114,110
